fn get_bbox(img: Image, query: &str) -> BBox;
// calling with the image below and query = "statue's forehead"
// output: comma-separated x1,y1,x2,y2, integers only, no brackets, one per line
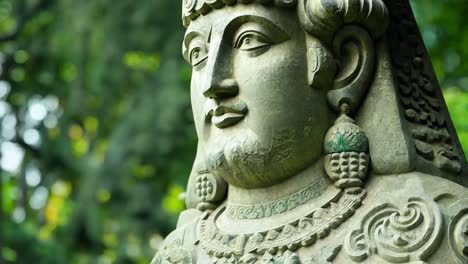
185,4,296,36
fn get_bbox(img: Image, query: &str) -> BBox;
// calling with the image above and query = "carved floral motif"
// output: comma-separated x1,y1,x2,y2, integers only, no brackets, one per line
345,197,443,263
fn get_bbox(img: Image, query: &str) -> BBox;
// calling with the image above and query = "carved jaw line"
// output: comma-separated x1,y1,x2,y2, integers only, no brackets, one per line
182,0,297,27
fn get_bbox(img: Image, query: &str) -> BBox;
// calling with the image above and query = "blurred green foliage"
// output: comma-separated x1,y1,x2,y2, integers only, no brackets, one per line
0,0,466,263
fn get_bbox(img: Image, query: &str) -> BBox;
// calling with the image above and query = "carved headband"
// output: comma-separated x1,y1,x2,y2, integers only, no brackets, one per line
182,0,389,42
182,0,297,27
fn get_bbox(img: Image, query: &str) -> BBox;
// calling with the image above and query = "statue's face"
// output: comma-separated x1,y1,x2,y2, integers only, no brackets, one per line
184,4,333,189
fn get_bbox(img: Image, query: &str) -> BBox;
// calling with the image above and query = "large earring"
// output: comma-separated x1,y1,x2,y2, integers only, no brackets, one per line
324,103,369,191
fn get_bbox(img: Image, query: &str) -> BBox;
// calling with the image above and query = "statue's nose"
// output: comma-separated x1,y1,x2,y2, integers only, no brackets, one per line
202,39,238,100
203,78,239,99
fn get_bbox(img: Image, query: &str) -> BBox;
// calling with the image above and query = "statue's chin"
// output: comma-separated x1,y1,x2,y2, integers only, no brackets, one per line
205,129,289,189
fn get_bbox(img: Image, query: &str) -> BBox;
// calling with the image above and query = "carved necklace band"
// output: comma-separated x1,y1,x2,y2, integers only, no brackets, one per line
197,187,367,263
226,176,329,220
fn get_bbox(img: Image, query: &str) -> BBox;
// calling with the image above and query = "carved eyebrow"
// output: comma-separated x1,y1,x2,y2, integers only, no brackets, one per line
183,31,201,50
224,15,290,44
183,31,202,61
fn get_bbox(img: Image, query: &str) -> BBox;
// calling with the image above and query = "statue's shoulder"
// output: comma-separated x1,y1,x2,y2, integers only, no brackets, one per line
150,209,211,264
333,172,467,264
367,171,467,201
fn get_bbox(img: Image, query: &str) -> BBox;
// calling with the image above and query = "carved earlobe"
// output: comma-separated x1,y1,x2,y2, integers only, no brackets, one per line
185,143,227,211
328,25,375,114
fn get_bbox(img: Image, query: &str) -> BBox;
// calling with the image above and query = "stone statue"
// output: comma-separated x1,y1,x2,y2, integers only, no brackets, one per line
151,0,468,263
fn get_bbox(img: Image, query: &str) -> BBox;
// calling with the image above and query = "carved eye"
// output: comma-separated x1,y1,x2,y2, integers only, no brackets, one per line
189,46,208,67
234,31,272,52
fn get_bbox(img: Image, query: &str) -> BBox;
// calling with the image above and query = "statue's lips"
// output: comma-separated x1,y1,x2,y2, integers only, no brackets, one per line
209,104,248,129
212,113,245,128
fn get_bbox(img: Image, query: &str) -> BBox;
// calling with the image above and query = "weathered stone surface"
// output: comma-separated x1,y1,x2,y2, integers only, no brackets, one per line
151,0,468,263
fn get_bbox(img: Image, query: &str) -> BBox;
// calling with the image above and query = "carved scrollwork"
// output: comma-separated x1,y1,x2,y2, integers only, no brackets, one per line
447,199,468,263
345,197,443,263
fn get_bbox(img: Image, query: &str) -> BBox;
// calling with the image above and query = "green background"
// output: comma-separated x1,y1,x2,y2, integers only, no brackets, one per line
0,0,466,263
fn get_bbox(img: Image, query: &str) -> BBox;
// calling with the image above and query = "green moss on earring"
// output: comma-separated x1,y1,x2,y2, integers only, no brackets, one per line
324,114,369,154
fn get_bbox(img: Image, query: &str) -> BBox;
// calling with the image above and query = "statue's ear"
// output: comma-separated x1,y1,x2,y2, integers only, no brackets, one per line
327,25,376,113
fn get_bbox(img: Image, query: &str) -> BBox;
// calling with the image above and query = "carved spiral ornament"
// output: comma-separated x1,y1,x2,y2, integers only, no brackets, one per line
345,198,443,263
448,199,468,263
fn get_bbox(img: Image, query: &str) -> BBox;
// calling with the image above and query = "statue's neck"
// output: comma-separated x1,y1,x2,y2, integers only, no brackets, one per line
226,159,330,213
215,159,340,234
